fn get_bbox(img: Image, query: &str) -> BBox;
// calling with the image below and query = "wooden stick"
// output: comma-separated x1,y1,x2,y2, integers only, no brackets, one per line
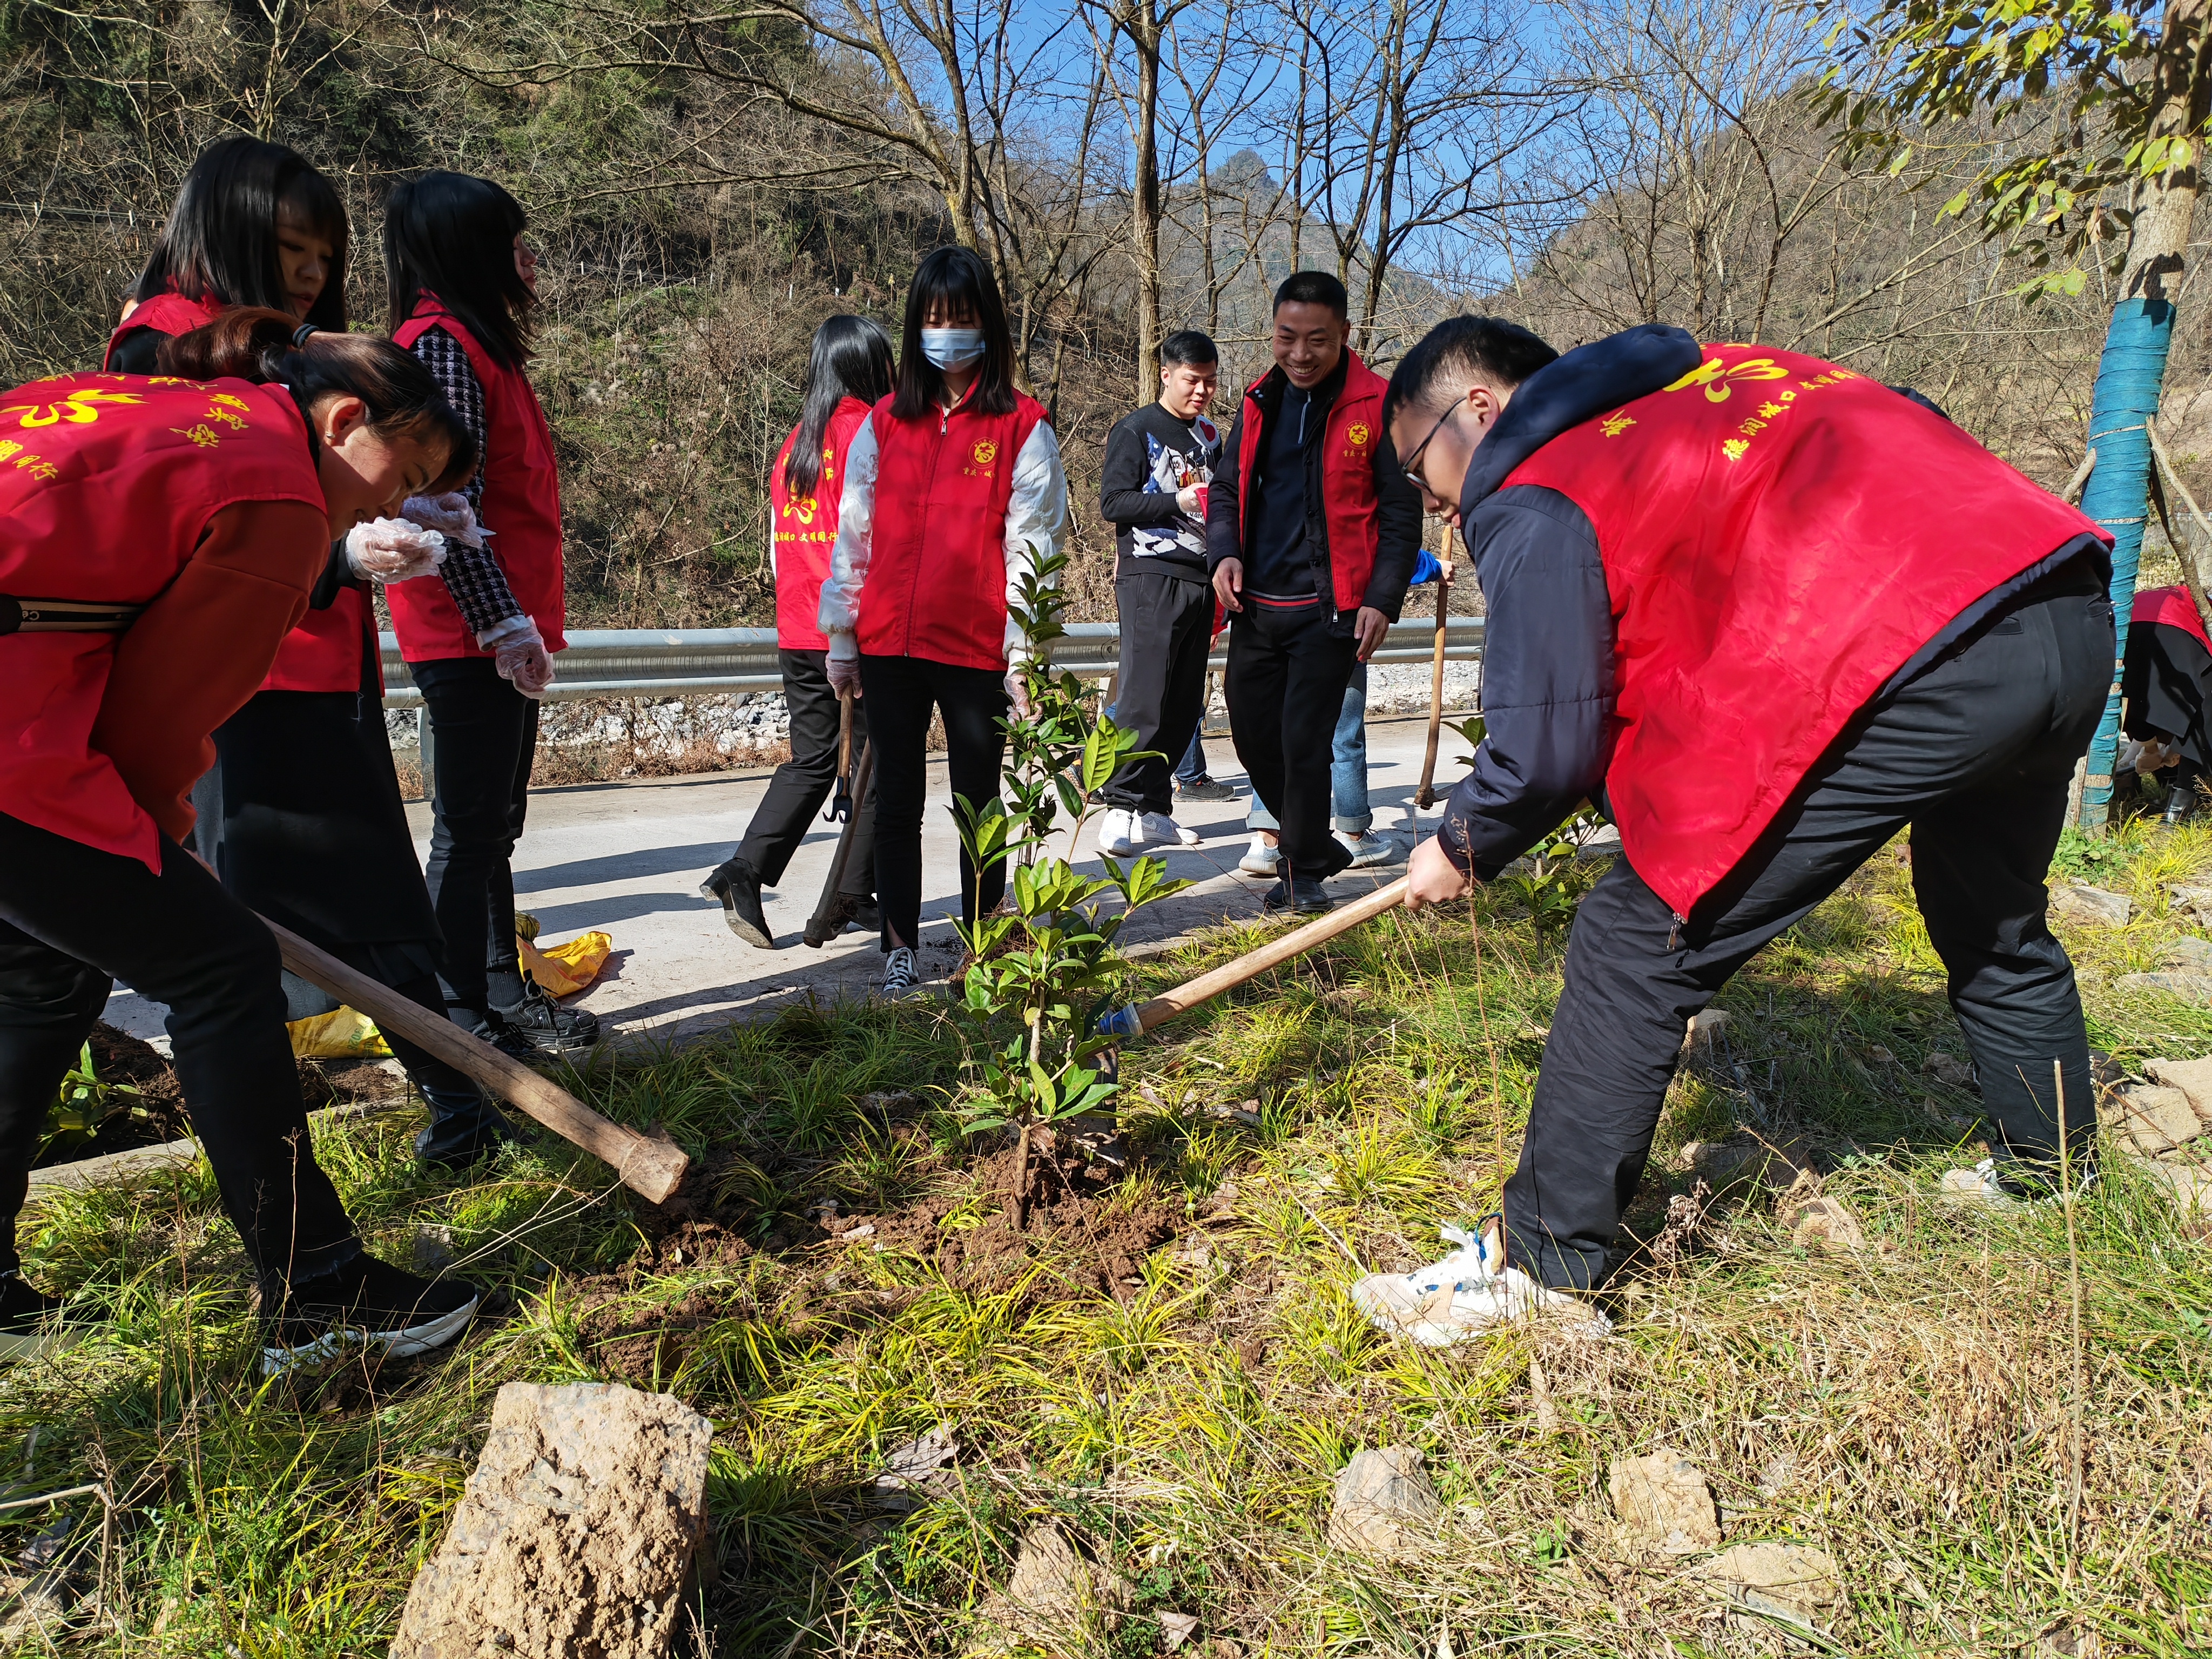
1414,557,1452,809
1128,877,1408,1034
837,688,854,784
264,916,689,1203
805,739,874,948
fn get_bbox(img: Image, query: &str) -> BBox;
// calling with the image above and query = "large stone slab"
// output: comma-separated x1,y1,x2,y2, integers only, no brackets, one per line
390,1382,713,1658
2053,885,2132,927
2102,1085,2205,1156
1608,1450,1721,1554
1327,1446,1441,1554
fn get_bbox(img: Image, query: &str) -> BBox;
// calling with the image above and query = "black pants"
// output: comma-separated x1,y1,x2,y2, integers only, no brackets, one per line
0,812,357,1291
2122,618,2212,770
1226,602,1359,880
1103,571,1215,814
734,649,876,894
859,654,1008,950
1506,572,2114,1291
414,658,539,1021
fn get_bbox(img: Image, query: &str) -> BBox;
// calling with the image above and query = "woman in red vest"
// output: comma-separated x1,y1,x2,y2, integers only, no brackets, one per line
0,309,485,1369
104,136,348,374
2121,585,2210,825
109,144,518,1171
817,246,1069,997
702,315,894,948
383,173,595,1059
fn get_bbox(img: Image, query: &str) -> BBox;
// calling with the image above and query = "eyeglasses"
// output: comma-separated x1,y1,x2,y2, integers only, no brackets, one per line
1398,395,1469,489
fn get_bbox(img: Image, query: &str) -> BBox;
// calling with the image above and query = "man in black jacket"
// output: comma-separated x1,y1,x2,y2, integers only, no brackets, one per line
1206,271,1423,912
1096,329,1222,857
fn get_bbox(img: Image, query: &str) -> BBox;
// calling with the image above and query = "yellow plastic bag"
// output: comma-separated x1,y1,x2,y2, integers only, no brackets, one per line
518,929,612,997
288,1007,392,1059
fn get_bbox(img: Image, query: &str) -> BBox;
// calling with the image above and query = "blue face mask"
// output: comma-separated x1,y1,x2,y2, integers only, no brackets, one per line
921,327,986,371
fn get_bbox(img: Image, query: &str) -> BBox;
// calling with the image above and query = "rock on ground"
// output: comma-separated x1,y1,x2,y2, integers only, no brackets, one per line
390,1382,713,1659
1921,1049,1975,1089
1608,1450,1722,1554
2116,971,2212,1007
990,1522,1130,1640
2053,885,2132,927
2102,1085,2206,1156
2148,1162,2212,1238
1700,1541,1844,1633
2144,1057,2212,1120
1328,1446,1442,1554
1784,1193,1867,1252
2162,936,2212,970
2170,884,2212,925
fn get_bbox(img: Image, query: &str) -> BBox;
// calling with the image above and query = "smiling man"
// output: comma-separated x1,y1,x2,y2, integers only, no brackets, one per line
1206,272,1422,913
1357,315,2114,1345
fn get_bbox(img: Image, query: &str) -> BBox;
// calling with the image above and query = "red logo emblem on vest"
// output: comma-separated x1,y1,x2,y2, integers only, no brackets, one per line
971,440,999,468
1346,423,1370,447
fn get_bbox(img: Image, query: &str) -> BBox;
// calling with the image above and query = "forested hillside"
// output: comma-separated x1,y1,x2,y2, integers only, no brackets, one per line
6,0,2210,629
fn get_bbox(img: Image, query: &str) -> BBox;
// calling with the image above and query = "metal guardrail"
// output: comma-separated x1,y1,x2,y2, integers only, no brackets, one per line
377,617,1484,706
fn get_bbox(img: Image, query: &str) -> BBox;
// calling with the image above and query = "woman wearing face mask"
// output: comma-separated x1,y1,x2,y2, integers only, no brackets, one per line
817,246,1070,997
383,173,594,1061
107,145,518,1171
0,309,486,1371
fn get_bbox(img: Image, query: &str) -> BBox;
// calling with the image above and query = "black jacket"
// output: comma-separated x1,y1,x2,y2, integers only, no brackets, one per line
1100,402,1220,581
1204,357,1424,636
1437,325,2109,881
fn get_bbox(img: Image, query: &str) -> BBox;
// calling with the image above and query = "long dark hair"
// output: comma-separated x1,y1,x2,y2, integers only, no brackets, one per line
130,137,349,331
890,246,1016,421
161,308,476,493
383,172,534,371
787,315,895,496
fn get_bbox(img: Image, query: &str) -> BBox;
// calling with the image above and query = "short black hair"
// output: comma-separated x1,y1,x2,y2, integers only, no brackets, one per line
1273,269,1348,319
1160,329,1218,367
385,172,535,370
1383,315,1558,427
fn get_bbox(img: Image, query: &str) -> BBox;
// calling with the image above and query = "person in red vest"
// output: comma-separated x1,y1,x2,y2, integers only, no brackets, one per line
1206,271,1424,914
104,136,348,374
108,146,518,1172
817,246,1070,998
384,173,596,1061
2121,585,2210,825
1358,316,2111,1345
701,316,895,948
0,308,486,1368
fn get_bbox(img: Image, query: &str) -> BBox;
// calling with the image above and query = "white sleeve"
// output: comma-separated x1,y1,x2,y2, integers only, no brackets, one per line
817,420,880,661
1003,421,1070,664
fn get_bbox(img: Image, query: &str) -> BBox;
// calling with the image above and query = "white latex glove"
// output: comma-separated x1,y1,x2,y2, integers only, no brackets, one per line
826,645,863,699
1176,483,1203,516
402,493,488,548
345,517,446,584
478,614,555,699
1004,666,1035,721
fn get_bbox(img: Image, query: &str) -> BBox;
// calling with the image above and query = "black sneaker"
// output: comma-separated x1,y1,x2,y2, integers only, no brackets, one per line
466,1008,545,1063
1263,876,1334,914
262,1254,482,1375
701,857,774,948
1176,775,1237,802
491,977,602,1057
0,1273,73,1364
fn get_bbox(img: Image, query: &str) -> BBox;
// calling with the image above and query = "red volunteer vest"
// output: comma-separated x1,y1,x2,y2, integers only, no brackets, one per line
388,302,567,660
0,373,325,869
104,295,370,696
2133,584,2210,652
1502,343,2105,919
1234,350,1388,612
771,398,869,651
858,389,1047,670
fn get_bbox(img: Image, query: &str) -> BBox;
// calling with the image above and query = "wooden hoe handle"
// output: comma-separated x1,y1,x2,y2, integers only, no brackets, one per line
1414,567,1450,810
265,915,690,1203
1128,876,1408,1035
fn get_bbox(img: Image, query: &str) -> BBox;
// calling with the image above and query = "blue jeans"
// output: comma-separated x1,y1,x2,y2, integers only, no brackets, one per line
1248,663,1370,836
1175,728,1208,784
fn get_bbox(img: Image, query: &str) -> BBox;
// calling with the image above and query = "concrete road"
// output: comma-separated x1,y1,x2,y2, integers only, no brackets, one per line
105,713,1482,1049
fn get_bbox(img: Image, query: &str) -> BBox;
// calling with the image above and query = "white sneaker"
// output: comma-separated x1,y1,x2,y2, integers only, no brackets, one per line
1351,1223,1610,1346
1239,833,1282,876
1939,1156,2094,1209
882,946,919,998
1336,829,1403,868
1100,808,1199,855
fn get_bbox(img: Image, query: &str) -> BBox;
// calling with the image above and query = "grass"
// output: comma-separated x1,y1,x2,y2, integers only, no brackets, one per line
4,820,2211,1655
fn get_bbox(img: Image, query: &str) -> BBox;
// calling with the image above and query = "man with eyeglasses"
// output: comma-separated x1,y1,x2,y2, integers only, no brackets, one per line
1206,271,1422,913
1350,314,2113,1347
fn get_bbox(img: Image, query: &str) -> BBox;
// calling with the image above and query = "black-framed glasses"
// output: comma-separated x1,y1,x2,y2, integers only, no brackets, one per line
1398,396,1467,488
